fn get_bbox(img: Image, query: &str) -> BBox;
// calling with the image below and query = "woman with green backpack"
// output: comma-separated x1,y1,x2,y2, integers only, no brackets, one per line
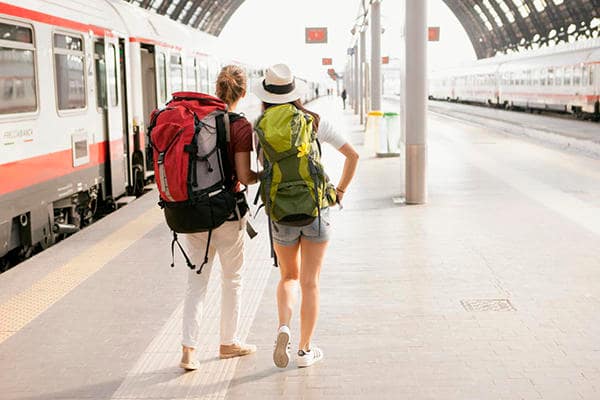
254,64,359,368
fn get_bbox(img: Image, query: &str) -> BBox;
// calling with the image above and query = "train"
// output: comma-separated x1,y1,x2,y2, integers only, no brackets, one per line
429,38,600,120
0,0,318,269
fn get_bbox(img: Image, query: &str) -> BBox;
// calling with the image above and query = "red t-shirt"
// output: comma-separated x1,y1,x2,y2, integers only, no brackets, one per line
228,116,253,192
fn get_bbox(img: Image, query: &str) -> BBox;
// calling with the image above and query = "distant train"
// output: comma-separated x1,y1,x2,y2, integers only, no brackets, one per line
0,0,318,268
429,38,600,119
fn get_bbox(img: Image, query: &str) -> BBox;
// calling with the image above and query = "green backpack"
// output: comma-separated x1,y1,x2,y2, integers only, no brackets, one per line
255,104,336,226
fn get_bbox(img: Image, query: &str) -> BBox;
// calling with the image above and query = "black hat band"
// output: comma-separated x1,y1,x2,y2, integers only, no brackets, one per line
263,79,295,95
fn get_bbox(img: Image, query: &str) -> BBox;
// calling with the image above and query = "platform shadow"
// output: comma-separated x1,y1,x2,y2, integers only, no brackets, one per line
14,365,286,400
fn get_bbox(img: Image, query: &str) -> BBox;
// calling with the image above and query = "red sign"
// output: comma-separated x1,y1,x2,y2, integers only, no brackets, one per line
327,68,337,81
322,58,332,65
305,27,328,44
382,56,389,64
428,27,440,42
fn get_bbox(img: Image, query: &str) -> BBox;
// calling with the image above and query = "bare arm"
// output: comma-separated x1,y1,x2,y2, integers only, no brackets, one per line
234,151,258,186
335,143,359,203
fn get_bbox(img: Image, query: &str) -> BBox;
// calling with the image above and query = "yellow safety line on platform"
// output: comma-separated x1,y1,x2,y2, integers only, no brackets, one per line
0,206,163,344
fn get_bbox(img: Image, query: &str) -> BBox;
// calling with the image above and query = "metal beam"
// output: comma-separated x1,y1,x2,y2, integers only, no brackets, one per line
170,0,189,20
181,0,202,24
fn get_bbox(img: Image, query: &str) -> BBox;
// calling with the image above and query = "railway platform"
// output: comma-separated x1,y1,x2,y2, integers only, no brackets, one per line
1,96,600,400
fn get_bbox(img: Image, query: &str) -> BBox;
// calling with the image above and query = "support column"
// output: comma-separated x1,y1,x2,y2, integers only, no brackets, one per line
405,0,427,204
359,29,366,124
370,0,382,112
353,45,359,115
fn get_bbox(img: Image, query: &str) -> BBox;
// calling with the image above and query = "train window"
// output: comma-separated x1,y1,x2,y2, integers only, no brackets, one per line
208,63,218,95
170,54,183,93
555,68,563,86
185,57,197,91
540,69,546,86
105,44,118,107
0,21,37,115
589,67,594,86
581,66,588,86
0,21,33,43
53,33,86,110
564,68,572,86
199,62,209,92
547,68,555,86
93,42,107,109
573,66,581,86
157,52,167,103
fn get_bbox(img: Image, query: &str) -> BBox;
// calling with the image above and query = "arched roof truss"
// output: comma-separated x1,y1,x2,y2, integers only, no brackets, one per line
442,0,600,59
122,0,599,57
124,0,244,36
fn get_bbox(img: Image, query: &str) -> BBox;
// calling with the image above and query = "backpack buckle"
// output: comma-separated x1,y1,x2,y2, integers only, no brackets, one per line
157,152,166,165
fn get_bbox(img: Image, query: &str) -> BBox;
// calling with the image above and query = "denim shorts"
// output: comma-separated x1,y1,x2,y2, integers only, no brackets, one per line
271,208,331,246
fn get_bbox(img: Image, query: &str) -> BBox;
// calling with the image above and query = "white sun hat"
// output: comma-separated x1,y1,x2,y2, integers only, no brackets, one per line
253,63,307,104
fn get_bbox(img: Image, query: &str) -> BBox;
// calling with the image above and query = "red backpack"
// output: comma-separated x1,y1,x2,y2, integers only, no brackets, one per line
148,92,244,273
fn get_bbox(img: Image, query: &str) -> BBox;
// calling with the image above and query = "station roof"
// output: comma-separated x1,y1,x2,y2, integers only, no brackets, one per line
123,0,600,59
442,0,600,59
123,0,244,36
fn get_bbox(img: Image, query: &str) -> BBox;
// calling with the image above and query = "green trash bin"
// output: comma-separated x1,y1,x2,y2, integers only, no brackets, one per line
377,112,401,157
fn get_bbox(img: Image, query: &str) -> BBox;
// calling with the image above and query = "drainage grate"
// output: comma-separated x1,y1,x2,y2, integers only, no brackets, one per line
460,299,516,312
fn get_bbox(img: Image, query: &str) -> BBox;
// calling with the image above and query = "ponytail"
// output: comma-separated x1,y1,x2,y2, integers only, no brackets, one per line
216,65,247,107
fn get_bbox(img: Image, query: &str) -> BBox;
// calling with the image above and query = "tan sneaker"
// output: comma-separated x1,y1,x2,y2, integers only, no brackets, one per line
180,346,199,371
219,342,257,359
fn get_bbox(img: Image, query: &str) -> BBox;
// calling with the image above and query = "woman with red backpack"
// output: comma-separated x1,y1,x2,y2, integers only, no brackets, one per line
254,64,359,368
179,65,258,370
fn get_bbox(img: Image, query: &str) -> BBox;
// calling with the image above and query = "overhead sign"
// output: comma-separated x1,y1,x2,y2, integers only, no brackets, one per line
327,68,337,81
305,27,328,44
382,56,389,64
322,58,332,66
428,27,440,42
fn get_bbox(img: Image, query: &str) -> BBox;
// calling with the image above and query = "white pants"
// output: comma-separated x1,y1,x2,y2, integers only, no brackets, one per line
181,218,246,347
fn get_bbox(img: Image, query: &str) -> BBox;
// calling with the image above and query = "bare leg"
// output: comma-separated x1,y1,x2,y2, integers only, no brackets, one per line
274,242,300,327
298,238,328,351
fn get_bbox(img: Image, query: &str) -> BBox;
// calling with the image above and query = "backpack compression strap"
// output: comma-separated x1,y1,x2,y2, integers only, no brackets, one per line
171,232,196,270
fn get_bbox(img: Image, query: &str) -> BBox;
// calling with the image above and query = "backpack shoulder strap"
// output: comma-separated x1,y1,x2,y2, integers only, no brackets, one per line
215,111,233,188
228,111,244,124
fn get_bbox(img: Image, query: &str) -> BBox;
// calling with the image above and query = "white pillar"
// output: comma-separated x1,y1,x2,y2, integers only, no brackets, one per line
353,45,359,115
370,0,382,111
405,0,427,204
359,29,366,124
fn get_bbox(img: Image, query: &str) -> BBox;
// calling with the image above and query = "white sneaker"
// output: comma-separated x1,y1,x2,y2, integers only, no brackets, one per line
273,325,291,368
296,346,324,368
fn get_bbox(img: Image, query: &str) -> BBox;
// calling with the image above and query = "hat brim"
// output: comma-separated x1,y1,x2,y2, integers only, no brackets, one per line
252,79,308,104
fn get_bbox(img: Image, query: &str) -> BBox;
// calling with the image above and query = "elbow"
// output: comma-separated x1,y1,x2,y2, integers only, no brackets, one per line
349,150,359,162
238,171,257,186
238,175,251,186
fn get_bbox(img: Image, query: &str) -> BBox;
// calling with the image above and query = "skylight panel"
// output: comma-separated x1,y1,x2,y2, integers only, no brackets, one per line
483,0,503,28
511,0,531,18
474,5,494,31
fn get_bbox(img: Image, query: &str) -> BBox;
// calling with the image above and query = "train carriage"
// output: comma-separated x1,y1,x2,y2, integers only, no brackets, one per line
0,0,318,268
429,38,600,119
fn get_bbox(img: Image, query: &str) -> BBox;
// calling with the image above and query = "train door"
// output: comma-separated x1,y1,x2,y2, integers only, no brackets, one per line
140,45,157,172
118,38,143,195
94,40,109,198
95,36,127,199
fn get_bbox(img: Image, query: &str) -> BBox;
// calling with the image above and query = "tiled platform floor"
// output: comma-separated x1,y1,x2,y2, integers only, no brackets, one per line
1,96,600,400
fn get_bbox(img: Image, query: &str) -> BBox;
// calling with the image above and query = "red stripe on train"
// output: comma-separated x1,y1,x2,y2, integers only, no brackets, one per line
0,2,178,48
0,2,113,37
129,37,182,50
0,139,123,196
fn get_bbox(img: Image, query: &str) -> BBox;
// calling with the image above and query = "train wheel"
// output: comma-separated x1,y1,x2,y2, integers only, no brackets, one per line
133,164,145,197
0,257,10,273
